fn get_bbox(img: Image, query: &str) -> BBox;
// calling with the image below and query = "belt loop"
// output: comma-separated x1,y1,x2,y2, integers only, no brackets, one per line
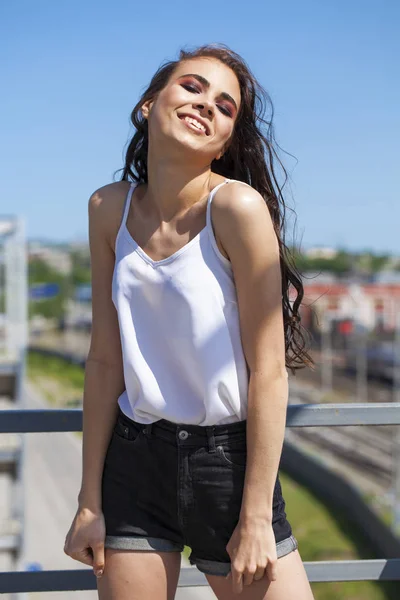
145,422,153,437
206,426,216,453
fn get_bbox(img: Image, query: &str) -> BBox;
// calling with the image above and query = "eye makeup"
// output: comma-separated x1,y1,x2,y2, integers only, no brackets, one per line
178,74,238,116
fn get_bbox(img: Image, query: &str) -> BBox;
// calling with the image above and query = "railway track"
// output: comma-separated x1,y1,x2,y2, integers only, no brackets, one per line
289,378,397,492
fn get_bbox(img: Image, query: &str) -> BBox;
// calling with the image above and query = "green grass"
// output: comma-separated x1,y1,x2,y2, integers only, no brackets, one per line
27,351,85,391
27,350,85,436
281,473,398,599
27,350,399,598
27,350,85,411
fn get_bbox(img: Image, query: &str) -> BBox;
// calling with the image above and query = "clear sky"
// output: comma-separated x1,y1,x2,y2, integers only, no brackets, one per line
1,0,398,253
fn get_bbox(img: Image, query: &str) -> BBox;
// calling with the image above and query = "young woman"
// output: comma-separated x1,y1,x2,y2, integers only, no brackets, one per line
64,43,315,599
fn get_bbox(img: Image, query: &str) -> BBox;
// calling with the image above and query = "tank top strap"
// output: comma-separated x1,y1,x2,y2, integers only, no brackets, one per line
226,178,253,189
206,178,254,229
120,182,137,228
206,178,230,229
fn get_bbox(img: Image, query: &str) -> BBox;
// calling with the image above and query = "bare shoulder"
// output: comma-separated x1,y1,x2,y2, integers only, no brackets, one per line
214,180,270,223
212,180,277,261
88,180,131,252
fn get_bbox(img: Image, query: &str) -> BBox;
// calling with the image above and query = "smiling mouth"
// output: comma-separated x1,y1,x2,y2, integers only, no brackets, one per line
178,114,210,136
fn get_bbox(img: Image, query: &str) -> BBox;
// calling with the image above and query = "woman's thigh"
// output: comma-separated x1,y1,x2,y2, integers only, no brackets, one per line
97,549,182,600
205,549,314,600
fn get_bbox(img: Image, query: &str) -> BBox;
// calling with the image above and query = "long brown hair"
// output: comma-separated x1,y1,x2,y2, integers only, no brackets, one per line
114,43,314,373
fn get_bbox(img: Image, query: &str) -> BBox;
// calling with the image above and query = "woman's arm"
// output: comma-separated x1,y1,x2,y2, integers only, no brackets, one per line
77,186,126,512
214,182,288,522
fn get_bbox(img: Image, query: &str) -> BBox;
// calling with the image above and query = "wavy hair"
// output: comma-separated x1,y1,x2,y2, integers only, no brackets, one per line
114,43,314,373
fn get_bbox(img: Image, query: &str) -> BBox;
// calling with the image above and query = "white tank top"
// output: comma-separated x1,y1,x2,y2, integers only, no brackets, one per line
112,178,250,425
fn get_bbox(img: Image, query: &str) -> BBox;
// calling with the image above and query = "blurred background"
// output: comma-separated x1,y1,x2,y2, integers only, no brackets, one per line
1,0,399,598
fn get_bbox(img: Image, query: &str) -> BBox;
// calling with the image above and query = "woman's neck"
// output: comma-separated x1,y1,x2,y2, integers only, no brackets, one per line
143,155,216,223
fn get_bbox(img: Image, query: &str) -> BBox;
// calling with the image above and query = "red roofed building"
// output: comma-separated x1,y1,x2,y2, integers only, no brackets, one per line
291,282,400,334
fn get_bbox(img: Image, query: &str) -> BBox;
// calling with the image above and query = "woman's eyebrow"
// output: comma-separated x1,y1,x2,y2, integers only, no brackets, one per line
178,73,238,110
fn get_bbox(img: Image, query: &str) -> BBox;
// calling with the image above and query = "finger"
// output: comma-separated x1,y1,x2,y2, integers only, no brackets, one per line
267,559,278,581
253,566,266,582
71,548,94,567
242,568,256,587
232,568,243,594
92,542,105,578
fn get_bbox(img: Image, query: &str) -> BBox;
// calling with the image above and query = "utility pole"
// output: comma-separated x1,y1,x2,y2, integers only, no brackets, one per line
1,216,28,600
392,305,400,533
349,284,368,403
355,320,368,403
321,306,333,394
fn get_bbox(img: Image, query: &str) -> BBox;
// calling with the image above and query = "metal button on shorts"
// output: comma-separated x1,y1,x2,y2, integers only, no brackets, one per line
178,430,189,440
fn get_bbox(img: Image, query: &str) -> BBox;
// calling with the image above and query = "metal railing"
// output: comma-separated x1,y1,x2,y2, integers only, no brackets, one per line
0,402,400,594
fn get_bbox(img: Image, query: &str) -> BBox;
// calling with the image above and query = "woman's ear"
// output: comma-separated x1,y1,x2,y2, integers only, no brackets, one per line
141,99,153,119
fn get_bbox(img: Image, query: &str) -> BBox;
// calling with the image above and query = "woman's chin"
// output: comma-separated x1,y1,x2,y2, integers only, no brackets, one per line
168,134,207,155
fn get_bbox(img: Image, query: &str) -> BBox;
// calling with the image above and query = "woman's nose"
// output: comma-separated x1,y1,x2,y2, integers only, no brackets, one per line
195,102,213,116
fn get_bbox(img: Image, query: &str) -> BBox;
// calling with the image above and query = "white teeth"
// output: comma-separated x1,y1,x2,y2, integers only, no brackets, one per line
183,116,206,134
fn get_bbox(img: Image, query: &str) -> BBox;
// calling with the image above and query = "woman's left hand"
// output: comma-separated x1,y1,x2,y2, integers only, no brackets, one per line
225,517,278,595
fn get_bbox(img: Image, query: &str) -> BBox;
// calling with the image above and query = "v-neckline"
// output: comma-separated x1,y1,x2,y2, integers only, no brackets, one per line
122,223,208,267
123,179,230,267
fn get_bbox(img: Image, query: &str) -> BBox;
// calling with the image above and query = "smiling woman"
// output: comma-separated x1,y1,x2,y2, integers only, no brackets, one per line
63,43,315,600
178,114,209,135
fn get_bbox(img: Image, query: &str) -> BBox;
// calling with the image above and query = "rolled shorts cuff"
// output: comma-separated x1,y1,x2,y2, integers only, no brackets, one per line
105,535,184,553
190,534,299,577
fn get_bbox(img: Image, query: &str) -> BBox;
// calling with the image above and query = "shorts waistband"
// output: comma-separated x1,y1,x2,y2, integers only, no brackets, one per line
116,406,247,450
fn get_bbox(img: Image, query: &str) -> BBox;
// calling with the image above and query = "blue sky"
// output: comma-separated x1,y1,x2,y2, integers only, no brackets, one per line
1,0,398,253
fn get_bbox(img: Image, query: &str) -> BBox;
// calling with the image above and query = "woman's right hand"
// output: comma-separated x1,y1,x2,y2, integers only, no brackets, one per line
64,507,106,578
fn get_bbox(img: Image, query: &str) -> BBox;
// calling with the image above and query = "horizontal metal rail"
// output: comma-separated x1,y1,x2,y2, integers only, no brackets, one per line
1,559,400,593
0,403,399,592
1,403,400,433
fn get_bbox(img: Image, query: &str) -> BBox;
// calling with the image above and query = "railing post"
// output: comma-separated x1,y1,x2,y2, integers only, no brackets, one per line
393,307,400,532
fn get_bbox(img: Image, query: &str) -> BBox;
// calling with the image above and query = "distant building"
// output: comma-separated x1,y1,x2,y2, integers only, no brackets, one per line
28,243,72,275
373,270,400,284
294,281,400,333
305,247,338,259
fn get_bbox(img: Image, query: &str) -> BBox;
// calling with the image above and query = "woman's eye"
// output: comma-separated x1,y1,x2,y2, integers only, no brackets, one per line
218,106,232,117
181,83,232,117
181,83,200,93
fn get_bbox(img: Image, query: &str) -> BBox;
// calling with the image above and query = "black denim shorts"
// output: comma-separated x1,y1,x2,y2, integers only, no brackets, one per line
101,406,298,577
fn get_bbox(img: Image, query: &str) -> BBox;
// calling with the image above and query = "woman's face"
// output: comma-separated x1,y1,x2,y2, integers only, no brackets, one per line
142,57,241,162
